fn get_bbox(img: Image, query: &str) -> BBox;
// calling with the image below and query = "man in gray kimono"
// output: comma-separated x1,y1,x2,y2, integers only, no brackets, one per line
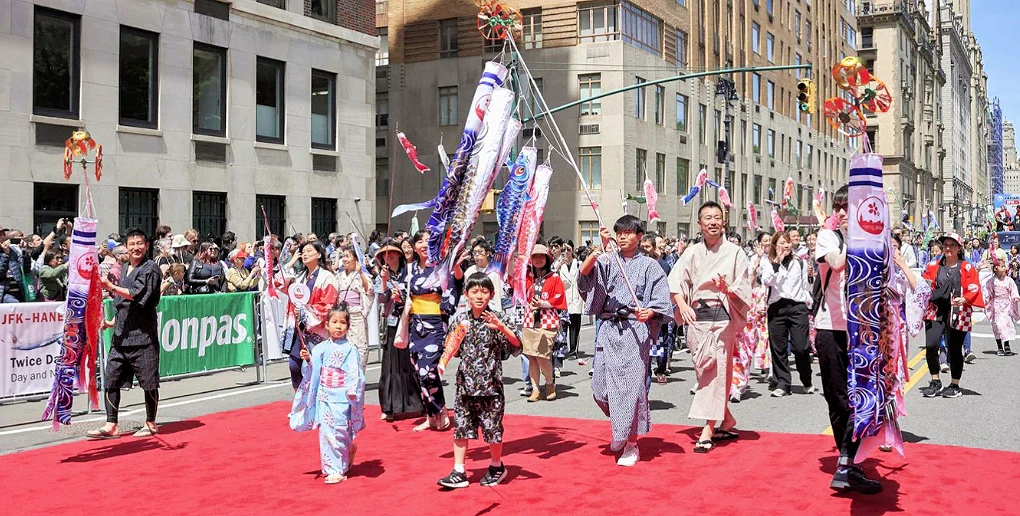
670,201,752,453
578,215,672,467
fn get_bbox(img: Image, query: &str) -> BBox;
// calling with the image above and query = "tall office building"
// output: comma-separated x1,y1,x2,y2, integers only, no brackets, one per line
856,0,944,229
376,0,857,243
0,0,378,241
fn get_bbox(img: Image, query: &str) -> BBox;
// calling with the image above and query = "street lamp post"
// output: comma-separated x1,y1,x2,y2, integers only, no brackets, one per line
715,76,739,234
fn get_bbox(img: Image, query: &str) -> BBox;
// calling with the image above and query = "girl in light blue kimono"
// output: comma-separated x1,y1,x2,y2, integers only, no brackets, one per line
290,304,366,484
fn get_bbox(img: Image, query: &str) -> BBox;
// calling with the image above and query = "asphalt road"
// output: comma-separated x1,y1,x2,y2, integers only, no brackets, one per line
2,318,1018,455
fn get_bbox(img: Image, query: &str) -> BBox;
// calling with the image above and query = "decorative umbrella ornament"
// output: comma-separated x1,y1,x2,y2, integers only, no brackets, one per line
824,98,868,137
476,1,522,42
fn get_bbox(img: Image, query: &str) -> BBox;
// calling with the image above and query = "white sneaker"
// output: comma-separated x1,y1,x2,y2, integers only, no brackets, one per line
690,386,697,395
770,388,789,397
617,443,639,466
940,363,950,373
804,385,816,394
610,439,626,452
964,352,977,364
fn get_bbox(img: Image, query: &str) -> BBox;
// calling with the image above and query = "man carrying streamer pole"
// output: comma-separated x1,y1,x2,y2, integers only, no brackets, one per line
578,215,671,467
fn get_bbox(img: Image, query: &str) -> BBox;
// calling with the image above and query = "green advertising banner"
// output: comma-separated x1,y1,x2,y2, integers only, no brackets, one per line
103,292,257,377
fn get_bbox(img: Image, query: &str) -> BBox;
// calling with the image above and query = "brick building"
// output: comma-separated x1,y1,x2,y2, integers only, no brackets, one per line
375,0,856,242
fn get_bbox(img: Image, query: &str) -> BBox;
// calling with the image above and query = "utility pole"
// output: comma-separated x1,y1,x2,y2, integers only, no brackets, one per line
715,75,739,234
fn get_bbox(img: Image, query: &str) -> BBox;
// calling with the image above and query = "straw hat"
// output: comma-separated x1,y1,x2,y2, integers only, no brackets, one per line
171,234,190,248
531,244,555,261
374,243,402,260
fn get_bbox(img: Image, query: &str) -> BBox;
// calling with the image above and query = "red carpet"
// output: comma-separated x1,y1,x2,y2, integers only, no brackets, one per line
2,402,1017,515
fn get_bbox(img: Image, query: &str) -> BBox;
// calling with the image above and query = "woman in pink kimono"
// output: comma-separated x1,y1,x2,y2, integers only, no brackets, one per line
983,249,1019,356
730,240,768,403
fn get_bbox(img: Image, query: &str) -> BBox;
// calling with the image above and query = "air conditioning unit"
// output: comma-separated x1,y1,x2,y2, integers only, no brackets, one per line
579,123,600,135
679,134,688,144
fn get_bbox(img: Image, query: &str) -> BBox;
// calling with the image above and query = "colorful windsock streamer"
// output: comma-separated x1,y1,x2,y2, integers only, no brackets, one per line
42,217,102,429
644,179,661,224
396,130,430,174
512,164,553,306
489,147,538,279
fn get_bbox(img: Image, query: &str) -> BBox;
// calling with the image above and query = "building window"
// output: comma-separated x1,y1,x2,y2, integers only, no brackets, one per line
528,78,544,119
438,86,458,126
675,29,688,68
193,43,226,137
654,85,664,125
523,8,543,49
193,191,227,241
256,194,286,237
766,80,775,110
676,158,689,196
34,182,78,234
842,19,857,47
806,143,814,168
483,36,503,53
714,109,721,144
33,7,80,119
766,32,774,62
766,0,773,16
768,178,777,200
256,57,285,143
119,26,159,128
311,69,336,149
655,152,665,193
309,0,335,22
377,92,389,128
753,174,762,204
677,223,690,238
675,93,687,131
376,157,389,197
311,198,337,237
698,104,707,144
634,77,646,119
621,2,662,56
577,1,619,42
579,74,602,115
579,221,600,247
767,129,776,157
376,27,389,66
257,0,285,7
635,148,647,191
806,21,812,51
794,53,802,78
119,187,159,236
752,123,761,153
580,146,602,189
752,73,760,103
439,19,458,58
751,22,760,54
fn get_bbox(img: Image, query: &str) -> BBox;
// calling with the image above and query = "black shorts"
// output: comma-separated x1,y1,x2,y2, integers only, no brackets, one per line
453,394,505,444
105,345,160,390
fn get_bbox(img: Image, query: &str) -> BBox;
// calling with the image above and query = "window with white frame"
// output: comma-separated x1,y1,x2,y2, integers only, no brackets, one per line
522,8,542,49
654,85,664,125
438,86,458,126
752,73,761,103
580,146,602,189
767,129,776,158
580,221,600,246
439,19,458,58
766,32,774,62
621,2,663,56
675,93,687,131
376,27,389,65
767,80,775,110
752,123,761,153
675,29,688,68
635,77,646,119
577,1,620,43
751,22,760,54
579,73,602,115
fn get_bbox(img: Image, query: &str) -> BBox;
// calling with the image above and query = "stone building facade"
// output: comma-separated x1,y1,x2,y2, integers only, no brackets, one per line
0,0,378,241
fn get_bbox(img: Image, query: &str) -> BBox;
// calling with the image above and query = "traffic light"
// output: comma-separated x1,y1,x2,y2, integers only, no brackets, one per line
797,79,816,114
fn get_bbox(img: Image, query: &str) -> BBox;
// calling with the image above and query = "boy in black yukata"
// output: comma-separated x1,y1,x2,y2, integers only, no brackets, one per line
438,272,523,490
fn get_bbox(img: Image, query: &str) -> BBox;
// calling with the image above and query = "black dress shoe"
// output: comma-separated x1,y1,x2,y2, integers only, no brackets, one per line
830,466,883,494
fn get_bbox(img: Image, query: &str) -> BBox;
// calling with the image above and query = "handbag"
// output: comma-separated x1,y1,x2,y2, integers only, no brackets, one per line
393,297,411,349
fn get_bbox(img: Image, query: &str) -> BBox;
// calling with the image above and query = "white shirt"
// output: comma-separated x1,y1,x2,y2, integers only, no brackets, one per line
759,256,812,305
814,229,848,331
559,260,584,314
902,243,918,268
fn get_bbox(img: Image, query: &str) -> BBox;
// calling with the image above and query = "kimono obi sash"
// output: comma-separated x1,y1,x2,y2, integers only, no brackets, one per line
320,367,347,389
339,288,361,308
411,293,442,315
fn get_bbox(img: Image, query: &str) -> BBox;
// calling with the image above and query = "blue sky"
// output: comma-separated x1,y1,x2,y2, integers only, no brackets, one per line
971,0,1018,124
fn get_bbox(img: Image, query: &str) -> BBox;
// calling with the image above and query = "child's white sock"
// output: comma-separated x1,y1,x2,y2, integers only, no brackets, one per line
454,463,465,473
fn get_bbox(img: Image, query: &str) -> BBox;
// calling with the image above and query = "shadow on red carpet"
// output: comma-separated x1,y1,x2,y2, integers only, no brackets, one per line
1,402,1017,516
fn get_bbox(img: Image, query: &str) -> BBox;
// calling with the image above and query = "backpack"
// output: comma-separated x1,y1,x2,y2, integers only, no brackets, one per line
810,230,844,318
